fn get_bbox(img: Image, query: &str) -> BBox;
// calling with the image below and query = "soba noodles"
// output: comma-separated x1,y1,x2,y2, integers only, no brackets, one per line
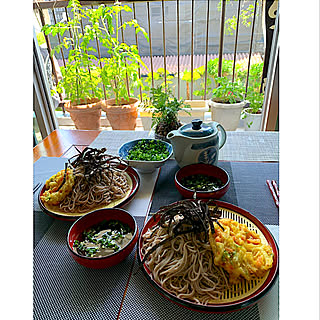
41,147,131,213
59,164,130,213
140,200,274,305
141,223,229,305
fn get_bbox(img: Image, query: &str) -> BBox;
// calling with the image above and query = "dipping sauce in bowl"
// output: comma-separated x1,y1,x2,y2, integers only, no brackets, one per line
67,208,138,268
180,174,224,192
175,163,230,199
73,220,133,258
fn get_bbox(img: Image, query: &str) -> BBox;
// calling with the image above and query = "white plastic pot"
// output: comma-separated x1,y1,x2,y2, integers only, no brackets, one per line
208,99,246,131
242,107,262,131
138,108,154,131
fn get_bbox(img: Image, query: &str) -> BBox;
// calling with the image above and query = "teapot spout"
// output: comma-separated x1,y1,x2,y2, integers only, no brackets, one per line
166,130,186,165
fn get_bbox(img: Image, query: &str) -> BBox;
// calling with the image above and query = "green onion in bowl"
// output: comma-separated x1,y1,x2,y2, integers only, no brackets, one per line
127,139,169,161
118,138,173,173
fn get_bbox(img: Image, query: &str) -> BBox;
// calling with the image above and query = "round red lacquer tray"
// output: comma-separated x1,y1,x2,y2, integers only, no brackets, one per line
138,200,279,313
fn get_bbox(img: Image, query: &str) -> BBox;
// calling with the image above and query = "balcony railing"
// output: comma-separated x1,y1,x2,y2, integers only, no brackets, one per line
33,0,279,130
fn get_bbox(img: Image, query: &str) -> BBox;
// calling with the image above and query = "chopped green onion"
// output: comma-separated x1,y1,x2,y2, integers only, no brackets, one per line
127,139,169,161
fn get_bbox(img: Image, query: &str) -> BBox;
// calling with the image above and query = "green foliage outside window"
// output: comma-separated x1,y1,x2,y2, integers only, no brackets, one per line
218,0,261,36
42,0,149,106
36,32,46,47
42,0,103,104
88,1,149,105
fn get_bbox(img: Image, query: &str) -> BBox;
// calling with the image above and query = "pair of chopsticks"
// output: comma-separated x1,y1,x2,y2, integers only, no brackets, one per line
33,183,41,194
266,180,279,208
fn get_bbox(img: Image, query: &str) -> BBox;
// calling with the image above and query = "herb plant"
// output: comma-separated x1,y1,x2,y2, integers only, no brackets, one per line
207,58,234,81
127,139,169,161
146,85,190,137
211,76,245,104
244,86,264,114
241,85,264,128
42,0,103,105
87,1,149,105
190,60,263,101
236,62,264,91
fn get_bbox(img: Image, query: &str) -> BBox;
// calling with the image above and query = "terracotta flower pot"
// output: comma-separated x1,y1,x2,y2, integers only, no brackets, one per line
101,97,139,130
64,98,102,130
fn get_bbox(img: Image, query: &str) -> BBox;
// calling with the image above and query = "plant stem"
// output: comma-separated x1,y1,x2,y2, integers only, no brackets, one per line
186,82,190,100
71,1,81,104
115,7,120,105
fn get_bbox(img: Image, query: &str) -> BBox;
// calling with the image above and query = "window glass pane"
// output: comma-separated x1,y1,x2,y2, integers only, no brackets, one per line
33,111,43,144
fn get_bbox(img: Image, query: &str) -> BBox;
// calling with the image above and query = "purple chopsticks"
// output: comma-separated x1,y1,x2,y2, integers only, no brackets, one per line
266,180,279,208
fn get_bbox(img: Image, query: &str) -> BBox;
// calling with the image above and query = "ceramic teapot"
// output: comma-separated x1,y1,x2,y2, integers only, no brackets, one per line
167,119,226,168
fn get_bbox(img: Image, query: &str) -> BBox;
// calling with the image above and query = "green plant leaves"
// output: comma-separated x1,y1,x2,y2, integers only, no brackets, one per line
212,76,245,103
43,0,263,110
181,69,202,82
42,0,149,105
146,85,190,128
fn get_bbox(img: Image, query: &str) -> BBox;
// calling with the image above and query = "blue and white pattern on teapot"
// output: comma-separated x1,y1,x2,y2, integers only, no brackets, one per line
167,119,226,168
192,140,219,166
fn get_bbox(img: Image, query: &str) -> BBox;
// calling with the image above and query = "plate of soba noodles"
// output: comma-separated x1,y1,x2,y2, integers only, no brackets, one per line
138,199,279,312
38,147,140,221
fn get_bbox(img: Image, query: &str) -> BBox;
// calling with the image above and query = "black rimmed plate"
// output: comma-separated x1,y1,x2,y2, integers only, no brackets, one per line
38,164,140,221
138,200,279,313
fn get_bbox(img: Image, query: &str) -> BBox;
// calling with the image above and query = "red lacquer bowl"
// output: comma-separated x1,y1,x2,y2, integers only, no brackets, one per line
67,208,138,269
175,163,230,199
138,200,279,313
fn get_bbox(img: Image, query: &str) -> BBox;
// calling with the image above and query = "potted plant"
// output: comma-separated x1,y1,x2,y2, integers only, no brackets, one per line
42,0,104,130
241,87,264,131
208,76,246,131
89,1,149,130
145,86,190,142
139,68,175,130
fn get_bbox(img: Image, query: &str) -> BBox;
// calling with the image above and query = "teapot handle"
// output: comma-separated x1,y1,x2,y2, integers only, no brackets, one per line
215,122,226,149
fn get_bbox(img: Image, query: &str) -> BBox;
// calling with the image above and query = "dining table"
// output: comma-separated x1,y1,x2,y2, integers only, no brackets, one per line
33,129,279,320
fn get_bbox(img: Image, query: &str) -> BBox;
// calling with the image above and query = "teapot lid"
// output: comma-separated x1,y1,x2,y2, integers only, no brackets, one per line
179,119,214,137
